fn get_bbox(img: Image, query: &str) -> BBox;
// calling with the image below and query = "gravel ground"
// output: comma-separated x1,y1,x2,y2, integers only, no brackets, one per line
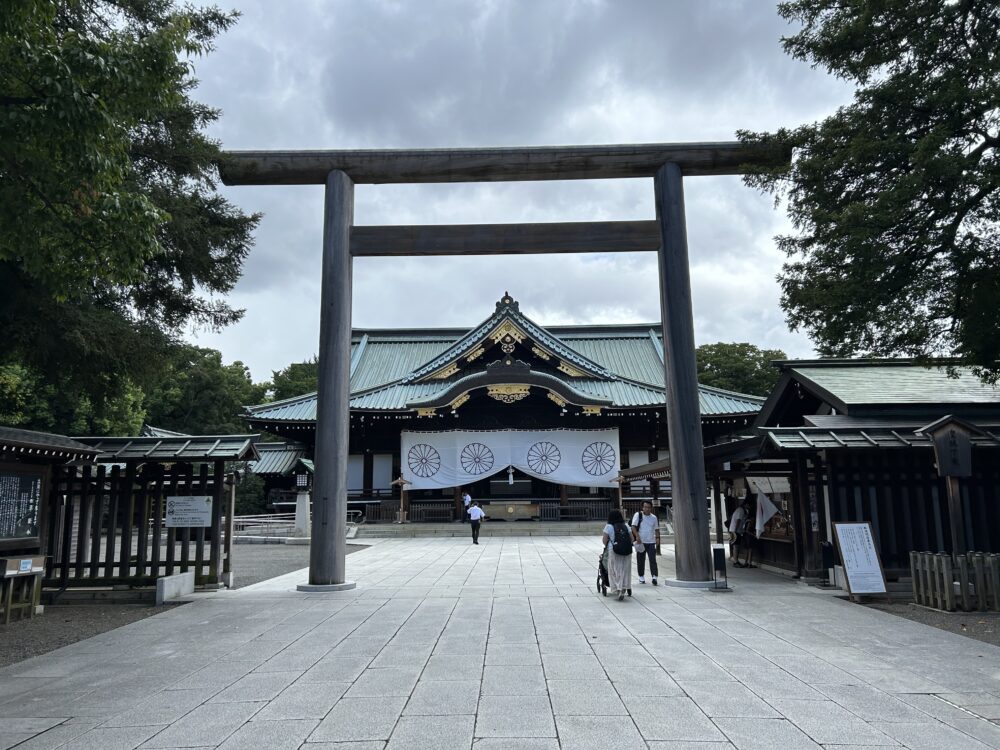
865,601,1000,647
0,542,368,668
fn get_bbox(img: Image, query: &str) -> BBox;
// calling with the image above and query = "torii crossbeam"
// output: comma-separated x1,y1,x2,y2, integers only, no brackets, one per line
219,141,791,589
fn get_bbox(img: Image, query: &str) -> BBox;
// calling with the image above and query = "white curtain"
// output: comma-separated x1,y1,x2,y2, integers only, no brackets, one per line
401,428,621,490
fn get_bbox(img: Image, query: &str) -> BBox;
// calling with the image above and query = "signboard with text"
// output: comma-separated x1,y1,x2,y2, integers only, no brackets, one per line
165,495,212,528
832,522,887,595
0,470,42,541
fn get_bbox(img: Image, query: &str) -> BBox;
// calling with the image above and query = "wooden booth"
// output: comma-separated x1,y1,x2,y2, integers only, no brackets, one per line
0,427,99,620
751,360,1000,580
43,433,260,593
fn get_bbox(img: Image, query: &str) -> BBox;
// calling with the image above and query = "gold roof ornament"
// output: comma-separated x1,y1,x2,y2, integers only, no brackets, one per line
487,384,530,404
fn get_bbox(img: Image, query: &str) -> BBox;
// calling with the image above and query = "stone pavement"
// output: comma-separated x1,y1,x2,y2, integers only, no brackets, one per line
2,536,1000,749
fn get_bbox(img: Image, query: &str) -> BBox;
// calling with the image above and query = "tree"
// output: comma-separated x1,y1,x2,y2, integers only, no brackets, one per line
740,1,1000,381
0,363,145,435
233,469,266,516
0,1,259,422
696,343,787,397
271,358,319,401
143,345,268,435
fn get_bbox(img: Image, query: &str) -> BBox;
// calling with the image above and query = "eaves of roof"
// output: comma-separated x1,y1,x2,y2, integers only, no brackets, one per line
248,442,307,476
760,425,1000,451
75,435,260,462
245,378,763,419
0,426,100,460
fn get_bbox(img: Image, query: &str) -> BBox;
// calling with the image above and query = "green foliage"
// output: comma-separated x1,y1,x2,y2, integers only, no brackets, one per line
144,345,269,435
0,0,259,410
271,358,319,401
696,343,787,396
0,363,144,435
740,1,1000,382
233,469,266,516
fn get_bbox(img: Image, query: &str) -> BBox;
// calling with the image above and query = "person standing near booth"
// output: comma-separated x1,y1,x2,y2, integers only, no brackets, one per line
631,500,661,585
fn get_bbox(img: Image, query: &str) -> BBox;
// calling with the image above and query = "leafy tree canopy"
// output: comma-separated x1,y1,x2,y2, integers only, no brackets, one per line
696,342,787,397
143,345,268,435
1,0,259,423
271,358,319,401
740,0,1000,381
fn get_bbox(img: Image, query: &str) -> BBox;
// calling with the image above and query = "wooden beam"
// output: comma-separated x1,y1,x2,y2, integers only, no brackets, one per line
218,141,791,185
350,220,660,256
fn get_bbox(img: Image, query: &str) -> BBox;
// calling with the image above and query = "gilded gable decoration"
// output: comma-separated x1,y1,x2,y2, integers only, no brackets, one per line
487,384,530,403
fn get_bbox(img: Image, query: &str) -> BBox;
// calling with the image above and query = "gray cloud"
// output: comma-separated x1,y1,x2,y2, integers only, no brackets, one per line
189,0,852,378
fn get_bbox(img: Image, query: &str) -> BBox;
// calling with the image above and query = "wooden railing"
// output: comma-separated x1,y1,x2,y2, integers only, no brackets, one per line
911,551,1000,612
45,462,230,589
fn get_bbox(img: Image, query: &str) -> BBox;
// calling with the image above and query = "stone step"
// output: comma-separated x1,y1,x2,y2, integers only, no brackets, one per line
354,522,602,538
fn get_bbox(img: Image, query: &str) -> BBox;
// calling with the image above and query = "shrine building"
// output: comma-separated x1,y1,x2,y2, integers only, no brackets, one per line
245,293,763,521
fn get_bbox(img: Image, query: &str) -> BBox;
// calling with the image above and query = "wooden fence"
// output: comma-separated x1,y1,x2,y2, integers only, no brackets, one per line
44,462,232,589
910,551,1000,612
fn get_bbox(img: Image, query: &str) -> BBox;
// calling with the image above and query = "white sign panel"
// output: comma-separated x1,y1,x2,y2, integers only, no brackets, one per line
165,495,213,528
833,522,886,594
401,428,620,490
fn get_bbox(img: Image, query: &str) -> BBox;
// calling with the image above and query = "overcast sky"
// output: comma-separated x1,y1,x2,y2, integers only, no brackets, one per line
188,0,853,381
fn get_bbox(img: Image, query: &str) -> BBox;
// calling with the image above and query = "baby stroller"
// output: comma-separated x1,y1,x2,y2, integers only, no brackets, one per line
596,553,631,598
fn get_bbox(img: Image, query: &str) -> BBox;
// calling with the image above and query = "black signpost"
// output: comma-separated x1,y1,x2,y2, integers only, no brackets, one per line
916,416,984,559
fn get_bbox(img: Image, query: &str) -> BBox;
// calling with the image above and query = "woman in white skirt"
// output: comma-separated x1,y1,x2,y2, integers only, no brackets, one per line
602,509,633,600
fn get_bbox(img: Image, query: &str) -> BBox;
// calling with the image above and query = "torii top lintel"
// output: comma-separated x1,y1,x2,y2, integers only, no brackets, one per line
218,141,791,186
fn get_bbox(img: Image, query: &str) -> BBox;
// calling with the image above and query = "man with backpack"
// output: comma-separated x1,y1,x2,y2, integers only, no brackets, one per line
631,500,661,585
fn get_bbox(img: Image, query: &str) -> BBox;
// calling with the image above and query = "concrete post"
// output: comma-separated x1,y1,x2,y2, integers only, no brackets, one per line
654,162,712,583
299,169,356,591
294,490,311,537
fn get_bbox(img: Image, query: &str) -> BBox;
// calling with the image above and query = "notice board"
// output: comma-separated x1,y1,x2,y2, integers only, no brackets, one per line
165,495,213,528
832,522,887,596
0,469,42,541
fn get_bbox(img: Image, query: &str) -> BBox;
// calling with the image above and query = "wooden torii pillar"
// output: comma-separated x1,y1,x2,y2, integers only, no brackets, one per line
220,142,790,587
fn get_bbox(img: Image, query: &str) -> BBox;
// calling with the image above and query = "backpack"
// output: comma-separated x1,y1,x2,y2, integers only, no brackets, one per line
612,523,633,556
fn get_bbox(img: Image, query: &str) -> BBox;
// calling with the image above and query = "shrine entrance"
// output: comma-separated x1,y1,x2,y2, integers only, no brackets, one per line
220,142,790,589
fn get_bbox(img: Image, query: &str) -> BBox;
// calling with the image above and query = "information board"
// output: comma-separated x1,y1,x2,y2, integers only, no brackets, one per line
0,470,42,540
832,522,887,595
165,495,213,528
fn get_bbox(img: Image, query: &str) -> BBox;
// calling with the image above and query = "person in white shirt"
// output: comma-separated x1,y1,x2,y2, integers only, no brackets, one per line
461,490,472,523
630,500,661,585
728,497,749,561
468,501,486,544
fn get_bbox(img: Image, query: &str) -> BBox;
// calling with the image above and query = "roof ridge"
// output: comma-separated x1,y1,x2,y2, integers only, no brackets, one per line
400,295,618,384
696,382,767,402
244,390,318,413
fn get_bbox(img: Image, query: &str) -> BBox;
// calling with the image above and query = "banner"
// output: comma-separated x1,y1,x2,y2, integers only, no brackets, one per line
755,493,780,536
401,428,621,490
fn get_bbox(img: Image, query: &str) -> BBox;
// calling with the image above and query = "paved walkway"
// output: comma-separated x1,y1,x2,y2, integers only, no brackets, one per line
2,537,1000,749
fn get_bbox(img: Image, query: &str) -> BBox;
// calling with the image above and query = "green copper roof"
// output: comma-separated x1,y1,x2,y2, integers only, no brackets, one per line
402,294,616,382
245,294,765,423
790,362,1000,407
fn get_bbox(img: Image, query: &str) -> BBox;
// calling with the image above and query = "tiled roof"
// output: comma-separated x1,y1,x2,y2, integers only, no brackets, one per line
762,425,1000,450
0,426,100,459
249,378,762,419
248,442,307,476
786,361,1000,407
401,295,616,382
245,294,765,422
76,435,259,462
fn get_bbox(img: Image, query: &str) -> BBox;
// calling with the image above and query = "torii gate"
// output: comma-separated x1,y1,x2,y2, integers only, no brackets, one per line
220,142,790,590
